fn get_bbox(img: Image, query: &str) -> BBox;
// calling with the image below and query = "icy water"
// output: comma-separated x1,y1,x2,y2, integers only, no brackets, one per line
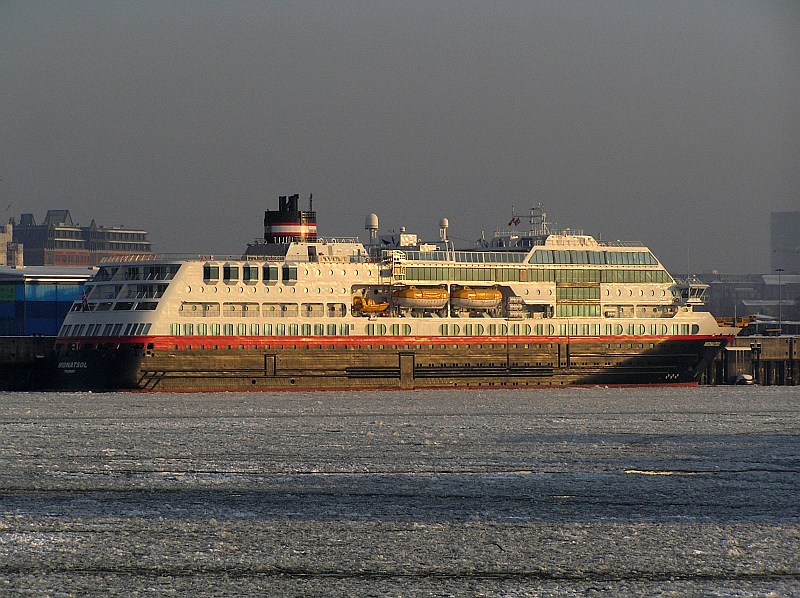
1,387,798,597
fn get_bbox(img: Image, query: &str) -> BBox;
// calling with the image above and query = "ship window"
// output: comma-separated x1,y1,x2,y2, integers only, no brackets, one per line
572,251,588,264
136,302,158,311
475,324,484,335
529,250,554,264
287,324,298,335
302,303,324,317
340,324,350,335
681,324,690,335
282,265,298,284
327,303,346,317
197,323,207,335
588,251,604,265
556,304,601,318
237,324,246,335
223,324,234,335
243,265,259,283
184,324,194,336
262,265,279,284
223,265,239,281
94,267,116,282
210,323,220,335
203,264,219,281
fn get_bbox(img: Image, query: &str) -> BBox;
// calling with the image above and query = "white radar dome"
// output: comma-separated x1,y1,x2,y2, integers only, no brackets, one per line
365,213,379,230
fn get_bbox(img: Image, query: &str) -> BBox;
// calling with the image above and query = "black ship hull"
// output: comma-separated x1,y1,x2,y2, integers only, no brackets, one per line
53,336,727,391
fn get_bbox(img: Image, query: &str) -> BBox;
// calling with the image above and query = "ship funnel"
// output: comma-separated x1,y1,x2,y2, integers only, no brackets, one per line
264,194,317,244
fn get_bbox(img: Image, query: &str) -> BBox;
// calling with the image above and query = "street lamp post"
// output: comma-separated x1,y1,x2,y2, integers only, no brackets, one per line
775,268,784,336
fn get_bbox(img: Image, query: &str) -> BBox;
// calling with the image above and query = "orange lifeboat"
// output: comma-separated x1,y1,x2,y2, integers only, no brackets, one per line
391,286,449,309
450,286,502,310
352,296,389,313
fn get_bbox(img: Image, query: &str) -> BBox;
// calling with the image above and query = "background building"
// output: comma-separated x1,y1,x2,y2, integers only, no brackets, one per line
771,211,800,274
0,266,95,335
0,223,23,267
704,272,800,332
12,210,153,266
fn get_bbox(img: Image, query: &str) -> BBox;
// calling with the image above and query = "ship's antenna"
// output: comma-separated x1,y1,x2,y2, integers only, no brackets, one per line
309,193,313,212
439,217,454,260
531,203,550,236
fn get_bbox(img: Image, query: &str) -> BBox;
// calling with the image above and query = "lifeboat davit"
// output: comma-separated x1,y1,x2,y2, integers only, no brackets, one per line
450,286,502,310
392,286,449,309
352,296,389,313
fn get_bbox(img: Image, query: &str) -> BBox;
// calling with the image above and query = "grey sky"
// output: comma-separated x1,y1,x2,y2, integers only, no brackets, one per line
1,1,797,274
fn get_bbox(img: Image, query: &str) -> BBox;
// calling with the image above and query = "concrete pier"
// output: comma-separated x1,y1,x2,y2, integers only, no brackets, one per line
705,335,799,386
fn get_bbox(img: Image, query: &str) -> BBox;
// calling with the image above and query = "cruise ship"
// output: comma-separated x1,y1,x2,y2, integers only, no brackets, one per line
53,195,735,390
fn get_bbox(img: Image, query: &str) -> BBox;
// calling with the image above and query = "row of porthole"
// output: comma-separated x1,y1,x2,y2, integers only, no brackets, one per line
190,283,667,299
607,288,668,297
363,323,700,336
518,288,668,297
186,286,350,295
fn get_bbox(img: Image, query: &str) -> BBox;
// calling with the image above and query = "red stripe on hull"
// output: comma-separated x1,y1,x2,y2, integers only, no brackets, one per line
57,334,733,351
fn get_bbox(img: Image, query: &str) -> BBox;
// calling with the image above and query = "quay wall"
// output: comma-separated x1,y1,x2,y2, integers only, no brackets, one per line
705,336,799,386
0,336,56,390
